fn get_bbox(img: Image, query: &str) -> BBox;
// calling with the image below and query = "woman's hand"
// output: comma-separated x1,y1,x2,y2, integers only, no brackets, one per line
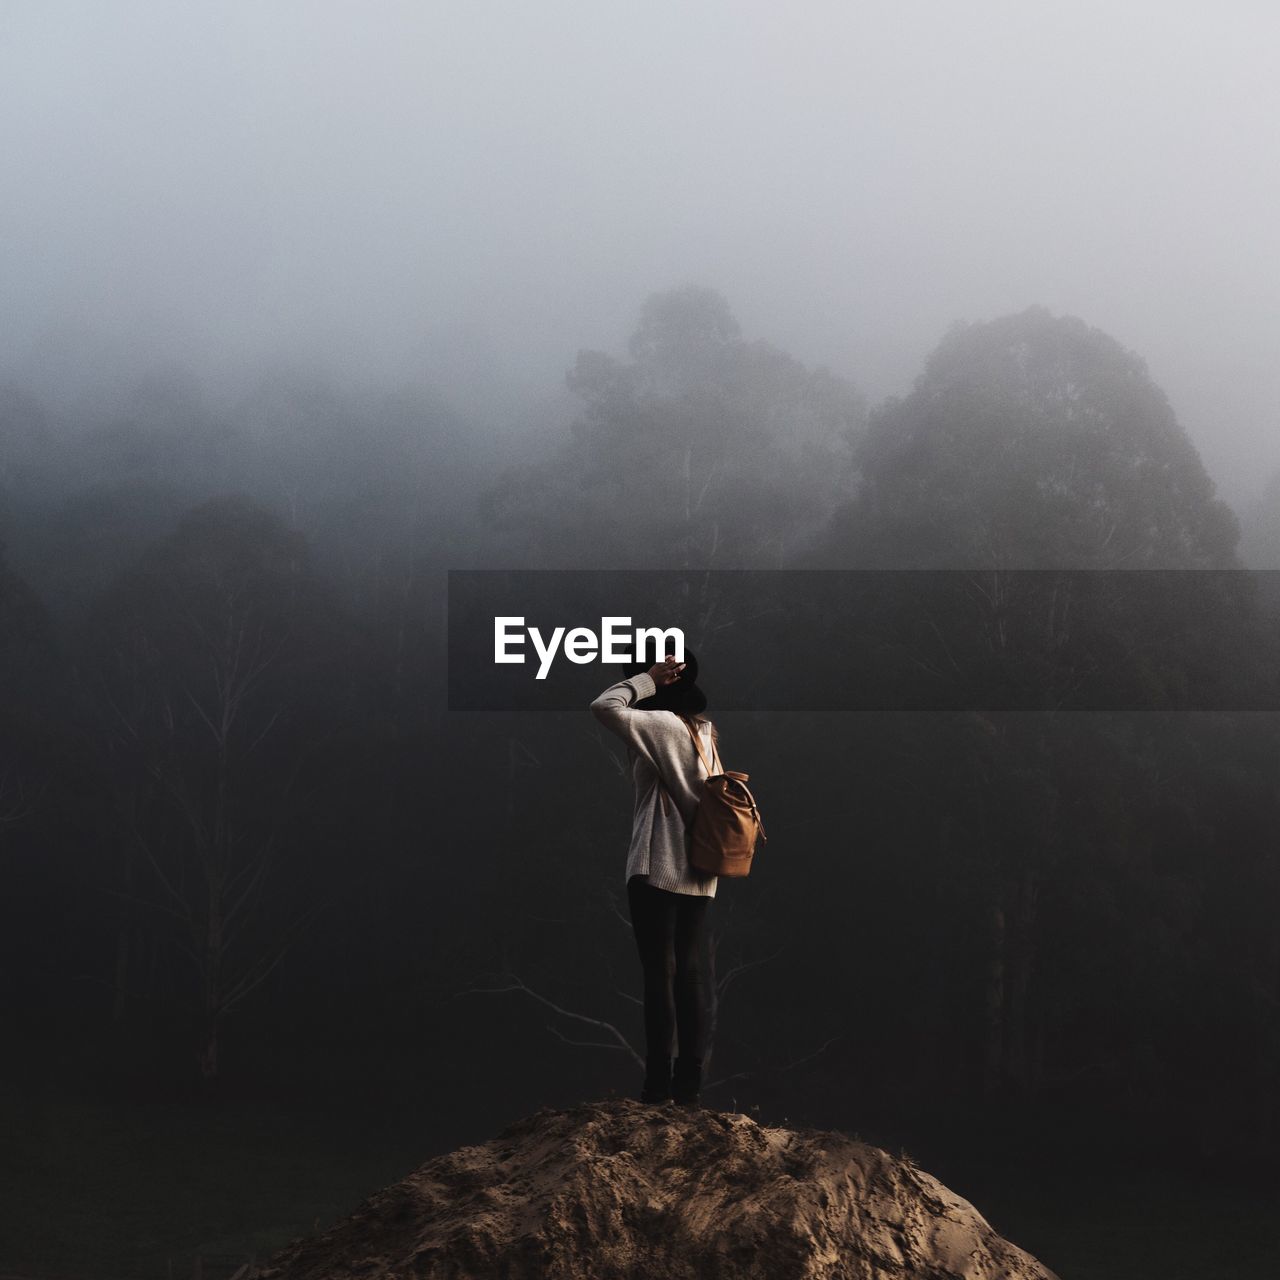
647,653,686,686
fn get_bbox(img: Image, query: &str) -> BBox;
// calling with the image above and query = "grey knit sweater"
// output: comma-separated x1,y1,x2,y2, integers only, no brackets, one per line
590,671,719,897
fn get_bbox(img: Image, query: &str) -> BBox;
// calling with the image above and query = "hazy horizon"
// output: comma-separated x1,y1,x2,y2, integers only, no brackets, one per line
3,1,1277,508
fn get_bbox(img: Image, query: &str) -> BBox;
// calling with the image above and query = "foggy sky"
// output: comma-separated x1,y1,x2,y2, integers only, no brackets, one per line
2,1,1277,505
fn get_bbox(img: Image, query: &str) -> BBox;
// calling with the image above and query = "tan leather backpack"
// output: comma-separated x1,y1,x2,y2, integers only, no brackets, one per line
679,717,767,878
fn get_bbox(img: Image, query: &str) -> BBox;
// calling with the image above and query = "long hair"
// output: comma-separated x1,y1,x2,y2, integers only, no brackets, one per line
677,710,719,746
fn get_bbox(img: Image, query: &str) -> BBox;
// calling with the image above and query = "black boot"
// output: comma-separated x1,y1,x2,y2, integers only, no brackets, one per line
672,1056,702,1108
640,1055,672,1103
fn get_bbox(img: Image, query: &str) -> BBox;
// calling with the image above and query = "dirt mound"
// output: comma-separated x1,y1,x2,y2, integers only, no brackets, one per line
256,1099,1058,1279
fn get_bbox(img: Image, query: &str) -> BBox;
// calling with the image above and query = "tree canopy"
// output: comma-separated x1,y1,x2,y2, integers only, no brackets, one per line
817,307,1240,569
481,285,866,569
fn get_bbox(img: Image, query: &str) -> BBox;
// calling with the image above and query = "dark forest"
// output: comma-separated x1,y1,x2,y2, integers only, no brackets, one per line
5,289,1280,1275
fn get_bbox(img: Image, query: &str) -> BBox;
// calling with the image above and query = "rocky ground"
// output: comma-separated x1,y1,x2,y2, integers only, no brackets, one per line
254,1098,1059,1279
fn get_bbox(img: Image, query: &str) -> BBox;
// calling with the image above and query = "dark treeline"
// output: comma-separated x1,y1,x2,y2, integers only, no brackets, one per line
5,285,1280,1182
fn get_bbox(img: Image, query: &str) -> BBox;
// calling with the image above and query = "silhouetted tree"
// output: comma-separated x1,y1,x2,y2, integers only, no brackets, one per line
808,308,1253,1100
819,307,1239,570
481,285,866,576
83,496,352,1078
1239,467,1280,568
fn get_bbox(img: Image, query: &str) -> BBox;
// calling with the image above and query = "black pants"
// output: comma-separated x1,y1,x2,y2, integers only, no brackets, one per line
627,874,711,1067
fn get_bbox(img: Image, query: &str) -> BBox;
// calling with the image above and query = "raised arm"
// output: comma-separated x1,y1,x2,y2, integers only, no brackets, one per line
593,670,660,742
590,656,686,767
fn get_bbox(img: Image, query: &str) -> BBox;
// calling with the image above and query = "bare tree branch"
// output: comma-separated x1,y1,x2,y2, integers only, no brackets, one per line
221,900,325,1014
460,974,643,1068
547,1026,633,1054
717,948,784,999
705,1035,842,1092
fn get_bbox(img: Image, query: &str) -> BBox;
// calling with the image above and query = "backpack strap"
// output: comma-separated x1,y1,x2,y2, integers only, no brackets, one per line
682,717,718,778
653,718,719,823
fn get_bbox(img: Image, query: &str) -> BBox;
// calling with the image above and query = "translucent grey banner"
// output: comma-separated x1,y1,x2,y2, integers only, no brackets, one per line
447,570,1280,712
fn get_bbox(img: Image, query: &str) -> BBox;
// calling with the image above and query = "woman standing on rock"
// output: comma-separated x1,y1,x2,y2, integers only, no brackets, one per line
590,649,719,1108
